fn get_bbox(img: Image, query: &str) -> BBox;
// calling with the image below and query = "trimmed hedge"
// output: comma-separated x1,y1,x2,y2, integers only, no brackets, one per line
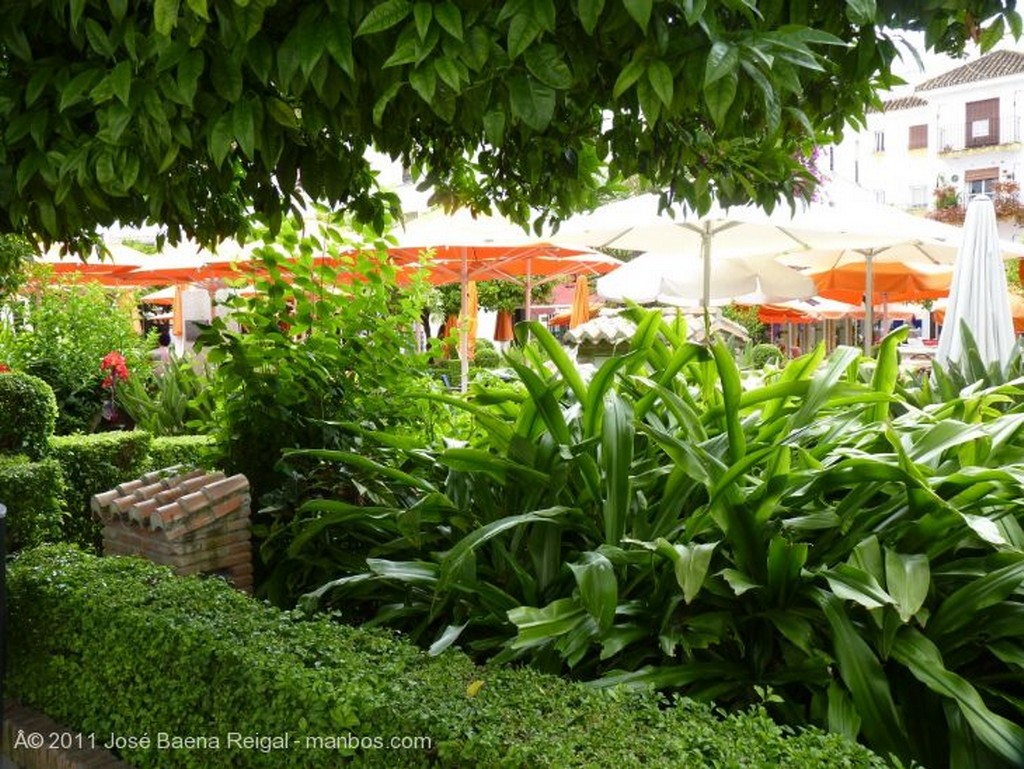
0,371,58,459
0,456,63,549
147,435,216,473
48,430,152,549
6,545,887,769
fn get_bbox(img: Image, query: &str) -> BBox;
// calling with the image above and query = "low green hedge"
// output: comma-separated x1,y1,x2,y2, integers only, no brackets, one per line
47,431,152,549
6,545,886,769
0,371,58,459
147,435,216,472
0,456,64,550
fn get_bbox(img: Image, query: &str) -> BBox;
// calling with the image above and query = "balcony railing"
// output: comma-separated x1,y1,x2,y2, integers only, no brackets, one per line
936,113,1024,153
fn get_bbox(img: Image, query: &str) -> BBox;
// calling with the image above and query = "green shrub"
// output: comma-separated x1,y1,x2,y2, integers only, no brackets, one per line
147,435,216,472
0,267,151,434
0,371,58,459
750,342,783,368
5,545,885,769
473,345,502,368
48,431,152,550
0,456,64,550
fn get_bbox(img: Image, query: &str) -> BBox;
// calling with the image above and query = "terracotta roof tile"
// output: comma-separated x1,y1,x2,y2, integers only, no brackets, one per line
876,95,928,112
917,50,1024,91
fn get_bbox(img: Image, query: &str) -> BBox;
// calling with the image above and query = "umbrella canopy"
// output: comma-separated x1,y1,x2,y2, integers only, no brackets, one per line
806,260,953,305
34,242,152,284
934,293,1024,334
936,195,1017,372
391,207,621,391
596,250,816,306
569,276,591,328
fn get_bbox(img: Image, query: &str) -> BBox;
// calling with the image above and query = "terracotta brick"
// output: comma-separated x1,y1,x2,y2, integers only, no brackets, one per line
114,478,144,497
201,474,249,503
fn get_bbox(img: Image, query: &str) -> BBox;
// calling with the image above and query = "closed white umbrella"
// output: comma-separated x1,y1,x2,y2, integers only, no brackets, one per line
936,195,1017,373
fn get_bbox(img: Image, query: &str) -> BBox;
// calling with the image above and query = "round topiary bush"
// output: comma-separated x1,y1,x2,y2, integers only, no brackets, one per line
751,343,784,369
0,371,58,459
473,345,502,368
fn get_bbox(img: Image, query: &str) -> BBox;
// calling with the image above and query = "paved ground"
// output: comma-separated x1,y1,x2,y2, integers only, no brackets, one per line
3,700,131,769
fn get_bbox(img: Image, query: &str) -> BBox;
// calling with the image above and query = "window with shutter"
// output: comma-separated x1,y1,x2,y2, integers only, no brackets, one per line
965,98,1000,148
908,124,928,150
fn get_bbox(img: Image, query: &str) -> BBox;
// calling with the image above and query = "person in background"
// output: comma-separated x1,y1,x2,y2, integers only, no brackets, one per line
151,329,172,373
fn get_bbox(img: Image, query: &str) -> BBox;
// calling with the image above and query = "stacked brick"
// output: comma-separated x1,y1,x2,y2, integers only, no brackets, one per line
91,465,253,594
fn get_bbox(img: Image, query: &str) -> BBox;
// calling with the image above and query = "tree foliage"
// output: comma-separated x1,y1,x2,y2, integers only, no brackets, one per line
1,1,1018,252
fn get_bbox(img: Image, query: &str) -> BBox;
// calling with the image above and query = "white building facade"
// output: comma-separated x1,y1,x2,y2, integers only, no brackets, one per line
831,49,1024,240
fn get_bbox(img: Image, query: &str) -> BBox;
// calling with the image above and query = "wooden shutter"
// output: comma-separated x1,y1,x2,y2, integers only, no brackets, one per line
908,124,928,150
965,98,1000,148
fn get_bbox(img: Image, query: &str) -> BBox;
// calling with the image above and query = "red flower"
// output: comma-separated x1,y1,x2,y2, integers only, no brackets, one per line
0,363,10,373
100,351,129,387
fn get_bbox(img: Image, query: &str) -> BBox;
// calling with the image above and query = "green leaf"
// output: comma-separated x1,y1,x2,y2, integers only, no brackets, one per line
372,81,402,126
232,99,256,160
601,392,633,545
827,681,862,740
524,45,574,90
207,112,233,167
507,13,541,60
509,74,556,131
884,548,929,623
577,0,605,33
325,23,355,79
210,54,242,102
58,69,101,112
655,538,717,604
705,42,739,86
892,628,1024,766
433,57,463,91
622,0,653,31
109,61,132,106
821,564,893,610
816,591,909,756
154,0,180,36
704,69,737,127
569,552,618,631
185,0,209,20
483,109,506,145
844,0,876,25
613,55,647,99
413,2,432,39
435,1,463,40
646,60,674,107
531,0,556,32
440,507,570,587
408,64,437,103
929,558,1024,638
428,622,468,655
508,598,588,648
356,0,411,37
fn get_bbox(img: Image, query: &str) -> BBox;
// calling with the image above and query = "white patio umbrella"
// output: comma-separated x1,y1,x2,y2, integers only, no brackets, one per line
596,250,816,305
936,195,1016,373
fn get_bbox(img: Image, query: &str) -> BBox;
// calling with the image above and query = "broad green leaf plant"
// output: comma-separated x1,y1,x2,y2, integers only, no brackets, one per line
287,310,1024,768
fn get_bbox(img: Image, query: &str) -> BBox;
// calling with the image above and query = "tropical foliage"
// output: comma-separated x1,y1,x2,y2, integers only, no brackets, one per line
276,311,1024,768
1,2,1017,251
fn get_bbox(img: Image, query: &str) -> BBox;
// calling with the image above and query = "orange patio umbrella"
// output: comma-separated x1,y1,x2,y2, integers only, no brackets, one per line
934,293,1024,334
389,208,621,391
807,261,953,305
34,242,152,284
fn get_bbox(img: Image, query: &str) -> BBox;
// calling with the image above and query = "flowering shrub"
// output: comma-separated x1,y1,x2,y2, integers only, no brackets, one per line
99,351,130,426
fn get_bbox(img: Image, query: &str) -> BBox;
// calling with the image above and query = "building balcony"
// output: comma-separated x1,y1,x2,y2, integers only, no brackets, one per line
936,114,1023,155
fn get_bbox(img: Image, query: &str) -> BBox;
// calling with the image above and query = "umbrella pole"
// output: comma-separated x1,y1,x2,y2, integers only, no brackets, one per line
460,247,469,394
701,225,712,339
864,254,874,357
524,262,533,343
